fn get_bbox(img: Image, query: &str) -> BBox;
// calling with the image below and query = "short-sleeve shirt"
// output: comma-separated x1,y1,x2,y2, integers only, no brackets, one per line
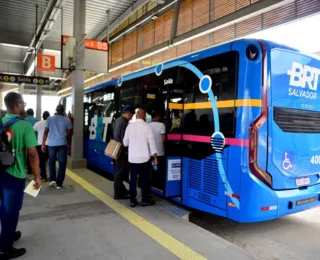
34,120,48,145
2,114,38,179
25,115,37,126
46,115,72,147
149,121,166,156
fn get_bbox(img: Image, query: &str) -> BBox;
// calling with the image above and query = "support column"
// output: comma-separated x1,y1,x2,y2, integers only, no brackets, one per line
36,85,42,120
169,0,180,46
68,0,87,169
18,84,24,95
0,91,3,111
35,48,43,120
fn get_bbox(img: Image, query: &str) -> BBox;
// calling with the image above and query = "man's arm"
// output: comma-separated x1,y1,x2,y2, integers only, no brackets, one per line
161,123,166,143
25,125,42,188
123,126,129,147
27,147,41,188
42,127,49,152
147,126,158,164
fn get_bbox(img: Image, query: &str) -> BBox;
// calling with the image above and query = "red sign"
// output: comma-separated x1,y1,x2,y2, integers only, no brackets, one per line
85,39,108,51
62,35,108,51
37,54,55,72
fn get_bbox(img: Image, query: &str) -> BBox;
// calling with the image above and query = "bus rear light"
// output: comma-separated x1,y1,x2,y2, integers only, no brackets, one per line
249,126,272,187
261,206,277,211
249,41,272,188
225,192,240,200
228,202,236,208
232,194,240,199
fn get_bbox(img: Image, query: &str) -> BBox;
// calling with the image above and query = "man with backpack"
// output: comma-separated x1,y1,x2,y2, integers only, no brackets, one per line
0,92,41,259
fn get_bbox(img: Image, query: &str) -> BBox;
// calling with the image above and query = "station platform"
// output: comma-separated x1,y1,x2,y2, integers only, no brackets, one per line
17,167,255,260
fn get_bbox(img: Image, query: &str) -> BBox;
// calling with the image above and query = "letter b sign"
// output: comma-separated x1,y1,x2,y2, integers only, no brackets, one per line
37,54,55,72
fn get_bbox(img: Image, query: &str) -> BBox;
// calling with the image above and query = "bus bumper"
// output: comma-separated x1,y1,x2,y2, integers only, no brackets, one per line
240,173,320,222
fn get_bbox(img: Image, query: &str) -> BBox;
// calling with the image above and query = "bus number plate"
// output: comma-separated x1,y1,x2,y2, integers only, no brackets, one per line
296,177,310,186
296,196,317,206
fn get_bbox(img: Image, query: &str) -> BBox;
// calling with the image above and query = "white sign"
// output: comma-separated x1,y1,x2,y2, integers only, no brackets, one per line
287,61,319,100
164,78,173,85
168,159,181,181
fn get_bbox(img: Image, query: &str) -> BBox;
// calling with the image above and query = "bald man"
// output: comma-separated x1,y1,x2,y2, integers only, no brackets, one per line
123,109,158,207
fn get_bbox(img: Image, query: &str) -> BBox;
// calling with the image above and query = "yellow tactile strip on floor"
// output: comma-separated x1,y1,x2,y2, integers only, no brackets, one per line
66,169,207,260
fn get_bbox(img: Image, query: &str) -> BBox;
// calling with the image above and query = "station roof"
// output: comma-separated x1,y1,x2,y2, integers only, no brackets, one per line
0,0,137,46
0,0,139,91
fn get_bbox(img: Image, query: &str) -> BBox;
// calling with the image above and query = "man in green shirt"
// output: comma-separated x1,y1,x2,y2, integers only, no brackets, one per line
0,92,41,260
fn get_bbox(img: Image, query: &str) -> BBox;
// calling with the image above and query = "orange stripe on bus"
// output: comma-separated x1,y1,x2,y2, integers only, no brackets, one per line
168,103,183,110
168,99,261,110
235,99,262,107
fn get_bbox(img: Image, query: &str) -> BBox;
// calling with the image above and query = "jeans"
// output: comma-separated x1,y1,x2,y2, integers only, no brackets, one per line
114,154,129,198
130,162,149,202
49,145,68,186
0,172,25,249
37,145,48,179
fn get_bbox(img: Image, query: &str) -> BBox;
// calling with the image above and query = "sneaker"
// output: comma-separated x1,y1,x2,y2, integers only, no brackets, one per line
0,247,26,259
14,231,21,242
141,198,156,207
41,177,48,182
56,186,62,190
49,181,56,187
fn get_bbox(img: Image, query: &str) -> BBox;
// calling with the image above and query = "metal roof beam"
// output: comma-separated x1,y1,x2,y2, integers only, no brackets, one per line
108,0,177,44
95,0,153,41
169,0,180,45
24,0,66,75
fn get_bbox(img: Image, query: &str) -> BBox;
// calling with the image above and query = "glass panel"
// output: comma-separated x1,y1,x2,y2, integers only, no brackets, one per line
84,86,116,142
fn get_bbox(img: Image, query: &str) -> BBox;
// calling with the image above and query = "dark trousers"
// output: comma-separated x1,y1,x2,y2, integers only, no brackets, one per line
37,145,48,179
49,145,67,186
130,162,149,202
0,172,25,249
114,156,129,198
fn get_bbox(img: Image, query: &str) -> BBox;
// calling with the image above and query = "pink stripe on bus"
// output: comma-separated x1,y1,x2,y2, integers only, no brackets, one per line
225,138,249,147
167,134,249,147
183,135,211,143
167,134,182,140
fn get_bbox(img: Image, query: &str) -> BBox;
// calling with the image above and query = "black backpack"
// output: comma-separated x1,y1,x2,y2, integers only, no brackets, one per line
0,117,21,169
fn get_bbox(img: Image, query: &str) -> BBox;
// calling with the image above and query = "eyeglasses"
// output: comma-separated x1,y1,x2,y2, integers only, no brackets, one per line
17,102,27,107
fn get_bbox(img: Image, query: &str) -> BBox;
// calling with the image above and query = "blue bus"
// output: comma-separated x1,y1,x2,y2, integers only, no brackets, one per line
69,38,320,222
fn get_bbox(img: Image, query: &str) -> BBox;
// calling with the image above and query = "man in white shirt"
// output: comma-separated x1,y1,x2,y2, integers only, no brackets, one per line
123,109,158,207
149,111,166,190
33,111,50,181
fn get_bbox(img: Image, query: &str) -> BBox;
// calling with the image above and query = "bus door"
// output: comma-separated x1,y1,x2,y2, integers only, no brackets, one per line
164,85,184,198
139,76,167,195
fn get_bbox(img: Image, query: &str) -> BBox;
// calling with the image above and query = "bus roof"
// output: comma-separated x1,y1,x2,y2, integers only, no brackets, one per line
84,38,319,94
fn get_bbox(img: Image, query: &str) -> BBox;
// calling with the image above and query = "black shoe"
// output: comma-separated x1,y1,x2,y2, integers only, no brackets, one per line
114,195,130,200
130,200,138,208
141,198,156,207
13,231,21,242
0,247,26,259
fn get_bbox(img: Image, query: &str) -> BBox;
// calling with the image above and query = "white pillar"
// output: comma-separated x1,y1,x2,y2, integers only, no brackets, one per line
69,0,86,168
36,85,42,120
0,91,3,111
18,84,24,95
